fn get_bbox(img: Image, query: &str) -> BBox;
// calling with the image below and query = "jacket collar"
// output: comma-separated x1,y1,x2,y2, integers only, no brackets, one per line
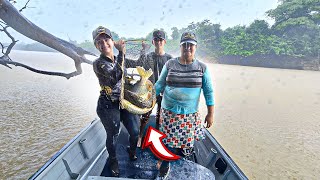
100,54,115,63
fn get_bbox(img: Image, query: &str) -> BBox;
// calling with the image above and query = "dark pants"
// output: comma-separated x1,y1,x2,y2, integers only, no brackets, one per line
96,96,140,159
140,96,162,137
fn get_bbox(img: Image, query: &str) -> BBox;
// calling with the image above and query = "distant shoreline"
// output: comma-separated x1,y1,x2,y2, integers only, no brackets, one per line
11,50,320,71
200,54,320,71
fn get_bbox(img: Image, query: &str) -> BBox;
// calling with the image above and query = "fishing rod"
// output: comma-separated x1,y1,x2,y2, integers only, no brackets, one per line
125,39,147,43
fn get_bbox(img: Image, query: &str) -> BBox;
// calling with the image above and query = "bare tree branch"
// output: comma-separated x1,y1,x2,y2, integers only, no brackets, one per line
19,0,30,12
0,0,96,79
0,59,80,79
0,42,12,68
0,19,6,25
0,42,4,54
0,24,18,56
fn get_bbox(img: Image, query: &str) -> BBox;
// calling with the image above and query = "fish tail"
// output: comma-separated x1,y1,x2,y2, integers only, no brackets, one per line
136,66,153,80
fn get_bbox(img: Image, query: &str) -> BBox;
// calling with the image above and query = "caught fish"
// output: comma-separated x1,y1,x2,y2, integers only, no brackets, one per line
121,66,156,114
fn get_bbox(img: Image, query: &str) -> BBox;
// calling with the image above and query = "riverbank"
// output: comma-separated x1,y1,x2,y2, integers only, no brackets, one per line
216,54,320,71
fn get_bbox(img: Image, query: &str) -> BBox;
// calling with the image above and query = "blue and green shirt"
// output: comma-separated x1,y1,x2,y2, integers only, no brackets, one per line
155,58,214,114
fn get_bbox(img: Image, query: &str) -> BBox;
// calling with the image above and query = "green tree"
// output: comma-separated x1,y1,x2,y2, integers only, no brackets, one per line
267,0,320,29
220,26,252,56
178,20,223,59
246,20,270,35
171,27,180,40
267,0,320,56
220,22,293,57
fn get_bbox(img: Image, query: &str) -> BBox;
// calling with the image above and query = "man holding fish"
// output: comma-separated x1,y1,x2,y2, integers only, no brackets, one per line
92,26,140,177
125,30,173,146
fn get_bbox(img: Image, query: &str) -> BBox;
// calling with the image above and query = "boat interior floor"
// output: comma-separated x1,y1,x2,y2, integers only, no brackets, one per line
99,123,215,180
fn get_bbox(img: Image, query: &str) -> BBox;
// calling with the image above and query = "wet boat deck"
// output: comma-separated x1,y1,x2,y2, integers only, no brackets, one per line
100,123,215,179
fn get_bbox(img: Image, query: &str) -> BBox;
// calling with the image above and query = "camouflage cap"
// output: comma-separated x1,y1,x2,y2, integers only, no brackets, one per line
180,32,197,45
92,26,112,41
153,30,166,40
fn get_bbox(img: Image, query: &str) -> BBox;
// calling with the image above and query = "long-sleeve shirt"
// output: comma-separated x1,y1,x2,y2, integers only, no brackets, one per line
155,57,214,114
93,52,124,100
125,52,173,84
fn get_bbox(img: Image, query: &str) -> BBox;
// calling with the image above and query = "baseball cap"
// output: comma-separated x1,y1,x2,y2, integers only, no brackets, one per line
92,26,112,41
180,32,197,45
153,30,166,40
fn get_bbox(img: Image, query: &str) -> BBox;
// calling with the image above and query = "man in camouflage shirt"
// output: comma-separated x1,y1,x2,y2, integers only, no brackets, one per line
126,30,173,145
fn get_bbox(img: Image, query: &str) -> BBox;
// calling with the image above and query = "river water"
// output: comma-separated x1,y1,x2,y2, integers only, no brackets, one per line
1,51,319,179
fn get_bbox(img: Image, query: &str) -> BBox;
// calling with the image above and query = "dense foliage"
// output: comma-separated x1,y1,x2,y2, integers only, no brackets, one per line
75,0,320,60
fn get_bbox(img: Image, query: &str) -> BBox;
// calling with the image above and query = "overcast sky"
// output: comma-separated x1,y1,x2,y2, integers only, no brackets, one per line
1,0,278,43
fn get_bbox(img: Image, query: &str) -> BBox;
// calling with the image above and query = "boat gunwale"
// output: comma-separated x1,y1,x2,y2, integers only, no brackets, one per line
29,119,99,180
202,129,248,179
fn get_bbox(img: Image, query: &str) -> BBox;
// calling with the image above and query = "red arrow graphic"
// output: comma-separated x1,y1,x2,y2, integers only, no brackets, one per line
142,126,180,161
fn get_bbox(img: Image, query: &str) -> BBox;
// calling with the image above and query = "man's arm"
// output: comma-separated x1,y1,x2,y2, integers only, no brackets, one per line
155,64,168,96
202,67,214,128
114,40,126,80
205,105,214,128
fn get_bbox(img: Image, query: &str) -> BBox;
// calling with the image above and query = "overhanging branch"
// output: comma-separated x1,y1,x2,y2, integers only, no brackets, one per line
0,0,96,79
19,0,31,12
0,59,81,79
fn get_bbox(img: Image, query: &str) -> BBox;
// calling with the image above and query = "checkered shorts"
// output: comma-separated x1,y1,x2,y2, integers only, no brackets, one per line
159,108,205,148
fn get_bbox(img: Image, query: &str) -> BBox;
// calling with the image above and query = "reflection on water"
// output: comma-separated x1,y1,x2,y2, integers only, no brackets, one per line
0,51,99,179
1,51,320,179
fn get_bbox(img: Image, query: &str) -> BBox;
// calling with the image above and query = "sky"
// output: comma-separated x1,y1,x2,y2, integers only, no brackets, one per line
1,0,279,44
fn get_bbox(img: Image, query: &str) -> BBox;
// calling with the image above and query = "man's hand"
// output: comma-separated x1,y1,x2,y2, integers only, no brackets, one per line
204,113,214,128
142,41,148,50
204,105,214,128
141,41,150,53
114,39,126,54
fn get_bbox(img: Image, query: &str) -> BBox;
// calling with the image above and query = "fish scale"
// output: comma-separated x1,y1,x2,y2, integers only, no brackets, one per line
121,66,156,114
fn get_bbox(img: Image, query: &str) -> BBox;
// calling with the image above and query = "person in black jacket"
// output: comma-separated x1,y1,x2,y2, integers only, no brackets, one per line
125,30,173,145
92,26,139,177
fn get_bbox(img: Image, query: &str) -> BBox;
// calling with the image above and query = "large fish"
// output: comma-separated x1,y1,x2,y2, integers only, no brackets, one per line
121,66,156,114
